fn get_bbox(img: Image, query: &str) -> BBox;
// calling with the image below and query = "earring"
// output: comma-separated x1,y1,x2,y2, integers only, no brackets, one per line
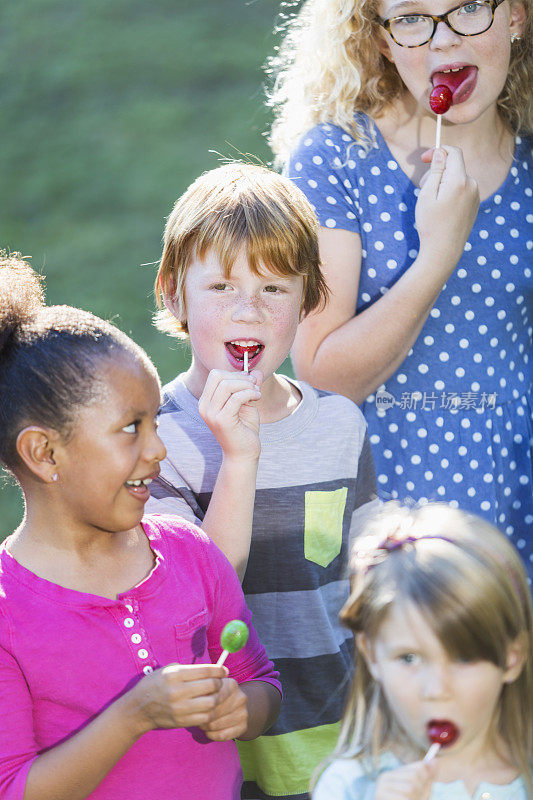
510,32,521,42
51,473,59,482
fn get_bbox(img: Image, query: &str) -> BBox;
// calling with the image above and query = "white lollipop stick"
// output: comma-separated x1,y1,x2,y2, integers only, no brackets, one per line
243,350,249,373
423,742,441,762
216,650,230,667
435,114,442,150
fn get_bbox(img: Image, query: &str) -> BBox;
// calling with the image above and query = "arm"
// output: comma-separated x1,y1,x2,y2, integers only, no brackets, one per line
197,369,263,580
292,148,479,404
147,370,262,579
21,663,231,800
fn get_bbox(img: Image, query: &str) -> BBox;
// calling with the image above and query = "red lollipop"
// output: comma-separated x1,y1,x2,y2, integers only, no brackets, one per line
429,85,452,149
423,719,459,761
429,85,452,115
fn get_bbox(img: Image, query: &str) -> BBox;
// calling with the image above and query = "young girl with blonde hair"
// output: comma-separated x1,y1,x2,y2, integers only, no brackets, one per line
314,501,533,799
267,0,533,575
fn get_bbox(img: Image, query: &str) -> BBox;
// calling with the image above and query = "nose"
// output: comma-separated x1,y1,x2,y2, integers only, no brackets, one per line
430,20,461,49
420,663,453,700
231,294,265,323
146,426,167,466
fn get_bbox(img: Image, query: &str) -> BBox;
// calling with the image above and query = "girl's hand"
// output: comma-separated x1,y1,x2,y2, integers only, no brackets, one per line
130,663,227,734
416,146,480,273
198,368,263,462
202,677,249,741
374,759,437,800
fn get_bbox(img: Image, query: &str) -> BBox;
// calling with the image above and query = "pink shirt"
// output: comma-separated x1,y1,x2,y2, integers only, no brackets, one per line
0,515,281,800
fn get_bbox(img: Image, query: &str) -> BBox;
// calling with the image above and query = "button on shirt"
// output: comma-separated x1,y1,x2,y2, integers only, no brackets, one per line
0,515,281,800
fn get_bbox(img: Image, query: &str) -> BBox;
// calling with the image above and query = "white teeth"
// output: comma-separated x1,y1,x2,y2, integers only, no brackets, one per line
442,68,461,73
126,478,152,487
230,339,260,347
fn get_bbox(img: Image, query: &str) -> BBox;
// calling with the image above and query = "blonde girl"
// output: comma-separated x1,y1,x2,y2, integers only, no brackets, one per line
314,501,533,799
267,0,533,577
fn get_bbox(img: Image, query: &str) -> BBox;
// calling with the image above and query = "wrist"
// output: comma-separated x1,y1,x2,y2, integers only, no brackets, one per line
117,682,155,741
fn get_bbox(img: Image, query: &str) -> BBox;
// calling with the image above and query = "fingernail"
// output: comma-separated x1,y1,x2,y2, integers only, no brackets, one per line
434,148,445,163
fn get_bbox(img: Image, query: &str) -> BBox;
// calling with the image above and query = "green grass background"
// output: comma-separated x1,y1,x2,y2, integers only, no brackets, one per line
0,0,289,537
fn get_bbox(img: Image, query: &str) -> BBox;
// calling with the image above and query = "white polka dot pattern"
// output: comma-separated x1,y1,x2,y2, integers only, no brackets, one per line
287,117,533,578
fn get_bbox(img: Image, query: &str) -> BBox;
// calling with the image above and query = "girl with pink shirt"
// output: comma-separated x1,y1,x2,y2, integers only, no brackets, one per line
0,252,281,800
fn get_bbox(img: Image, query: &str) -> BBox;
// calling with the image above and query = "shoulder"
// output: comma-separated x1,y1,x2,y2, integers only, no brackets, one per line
314,758,371,800
142,514,231,576
142,514,210,558
300,380,368,432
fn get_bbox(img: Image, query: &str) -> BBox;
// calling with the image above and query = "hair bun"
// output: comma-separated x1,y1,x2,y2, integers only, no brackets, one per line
0,251,45,356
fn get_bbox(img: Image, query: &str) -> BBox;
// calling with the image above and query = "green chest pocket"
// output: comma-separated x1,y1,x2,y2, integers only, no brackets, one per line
304,487,348,568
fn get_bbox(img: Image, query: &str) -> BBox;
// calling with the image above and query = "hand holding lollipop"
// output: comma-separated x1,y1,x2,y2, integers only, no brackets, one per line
430,85,452,149
216,620,250,666
423,719,459,762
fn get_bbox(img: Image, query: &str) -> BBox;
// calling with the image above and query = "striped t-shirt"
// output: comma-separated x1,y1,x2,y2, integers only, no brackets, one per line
146,376,378,800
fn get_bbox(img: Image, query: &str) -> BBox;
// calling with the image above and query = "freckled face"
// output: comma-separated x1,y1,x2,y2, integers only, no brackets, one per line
182,248,304,392
377,0,524,124
56,355,166,535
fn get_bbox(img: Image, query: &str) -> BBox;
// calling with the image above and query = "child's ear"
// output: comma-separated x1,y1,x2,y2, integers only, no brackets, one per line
509,0,526,37
161,279,186,326
16,426,62,484
503,633,527,684
356,633,380,679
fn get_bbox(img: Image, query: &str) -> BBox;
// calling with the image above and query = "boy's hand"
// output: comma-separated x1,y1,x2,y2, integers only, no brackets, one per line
130,663,227,734
416,146,479,273
201,677,249,741
199,368,263,461
374,758,437,800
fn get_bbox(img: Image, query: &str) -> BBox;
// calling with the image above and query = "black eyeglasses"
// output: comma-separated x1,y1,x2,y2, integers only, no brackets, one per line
379,0,506,47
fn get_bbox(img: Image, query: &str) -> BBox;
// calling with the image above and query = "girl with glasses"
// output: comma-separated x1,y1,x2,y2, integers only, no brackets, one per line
267,0,532,581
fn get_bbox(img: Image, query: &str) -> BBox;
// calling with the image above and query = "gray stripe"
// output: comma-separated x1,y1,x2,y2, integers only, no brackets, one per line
245,580,352,660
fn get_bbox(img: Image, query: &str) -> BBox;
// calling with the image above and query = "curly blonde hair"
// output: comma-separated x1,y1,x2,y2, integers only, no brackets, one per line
267,0,533,165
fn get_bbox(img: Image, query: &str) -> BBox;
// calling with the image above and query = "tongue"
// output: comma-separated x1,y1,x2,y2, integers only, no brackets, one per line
432,66,477,104
226,343,261,361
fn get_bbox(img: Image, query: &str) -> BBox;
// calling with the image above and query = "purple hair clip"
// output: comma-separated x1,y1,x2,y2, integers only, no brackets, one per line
377,533,419,552
354,531,455,574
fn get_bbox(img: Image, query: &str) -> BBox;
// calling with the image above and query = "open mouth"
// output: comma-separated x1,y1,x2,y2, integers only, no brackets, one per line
225,340,264,370
431,65,478,105
124,476,154,501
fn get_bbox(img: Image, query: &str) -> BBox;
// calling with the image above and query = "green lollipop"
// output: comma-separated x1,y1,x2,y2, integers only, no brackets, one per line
216,620,249,666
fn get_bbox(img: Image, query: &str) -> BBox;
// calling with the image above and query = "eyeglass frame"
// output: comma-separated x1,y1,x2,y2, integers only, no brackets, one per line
378,0,506,47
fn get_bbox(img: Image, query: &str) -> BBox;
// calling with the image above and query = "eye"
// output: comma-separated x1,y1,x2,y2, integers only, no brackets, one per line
122,421,139,434
395,14,425,25
264,284,282,293
398,652,421,665
458,1,483,13
211,282,229,291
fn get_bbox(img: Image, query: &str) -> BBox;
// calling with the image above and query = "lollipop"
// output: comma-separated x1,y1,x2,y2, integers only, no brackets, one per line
216,620,250,666
423,719,459,762
430,85,452,150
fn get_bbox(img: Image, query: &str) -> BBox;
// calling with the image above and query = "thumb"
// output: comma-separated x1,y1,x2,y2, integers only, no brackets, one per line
420,147,447,197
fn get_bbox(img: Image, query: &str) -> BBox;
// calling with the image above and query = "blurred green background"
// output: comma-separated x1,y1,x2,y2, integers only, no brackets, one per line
0,0,286,537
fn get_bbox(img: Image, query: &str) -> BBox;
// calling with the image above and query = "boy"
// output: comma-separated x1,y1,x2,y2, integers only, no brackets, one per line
146,163,378,800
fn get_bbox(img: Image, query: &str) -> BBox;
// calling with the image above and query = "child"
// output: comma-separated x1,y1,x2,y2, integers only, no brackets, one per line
0,251,281,800
267,0,533,573
314,501,533,799
146,162,379,800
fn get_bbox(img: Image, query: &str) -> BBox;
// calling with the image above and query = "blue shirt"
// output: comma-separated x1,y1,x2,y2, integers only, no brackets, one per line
287,116,533,580
314,753,528,799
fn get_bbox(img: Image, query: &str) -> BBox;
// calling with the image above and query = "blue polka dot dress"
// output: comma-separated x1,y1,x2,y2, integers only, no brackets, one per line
287,115,533,579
